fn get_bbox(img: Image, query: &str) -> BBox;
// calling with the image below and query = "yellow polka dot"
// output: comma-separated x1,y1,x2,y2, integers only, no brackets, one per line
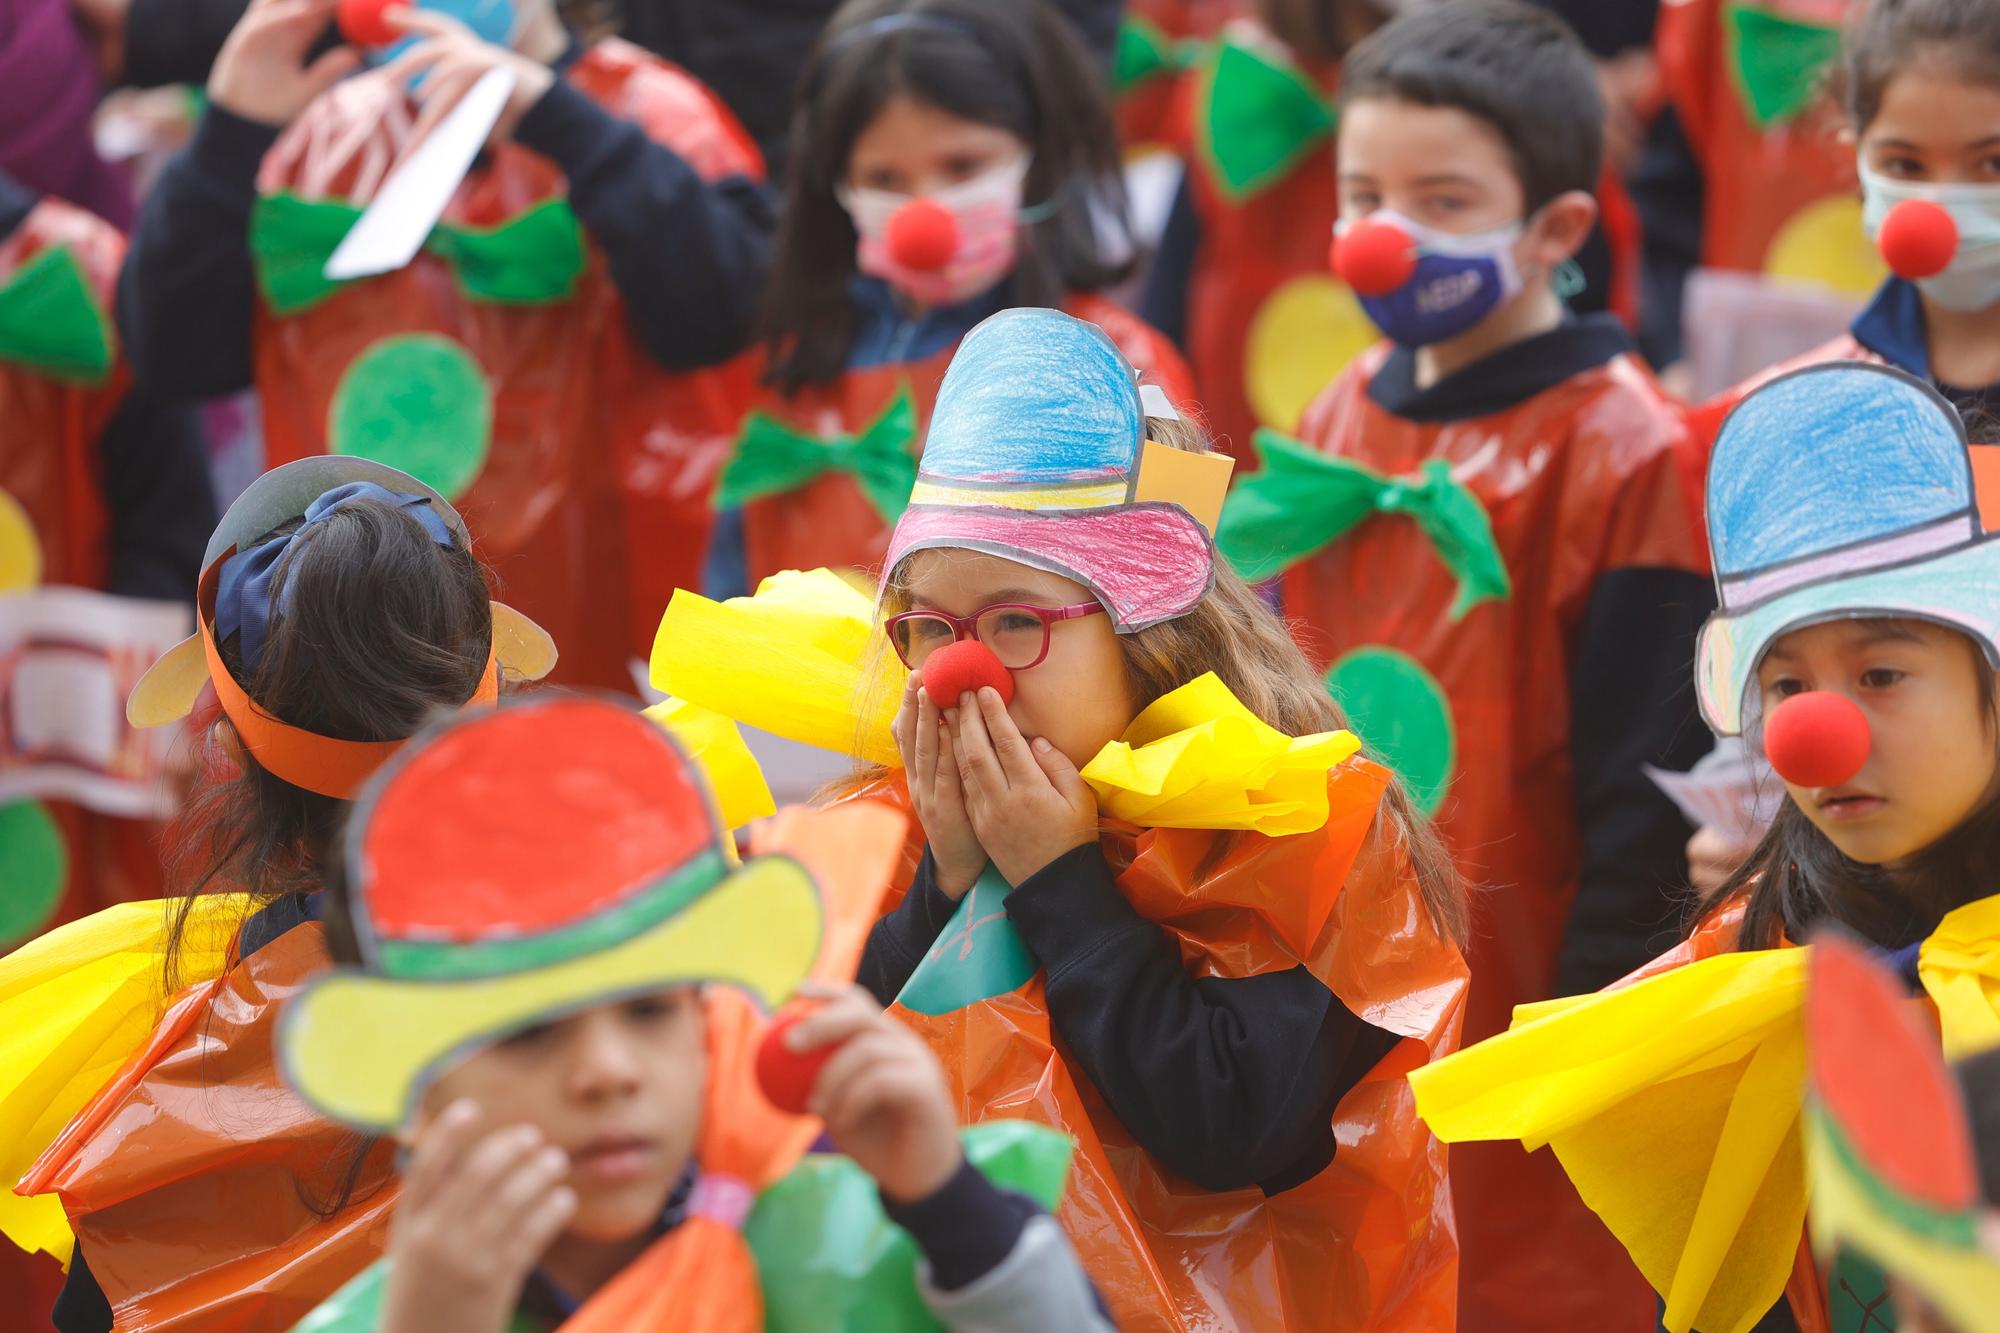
1765,196,1886,300
1245,276,1381,434
0,489,42,592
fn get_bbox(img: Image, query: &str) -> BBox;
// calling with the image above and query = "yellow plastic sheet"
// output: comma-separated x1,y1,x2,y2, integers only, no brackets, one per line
1080,672,1363,834
1410,949,1811,1333
1919,893,2000,1060
643,697,777,833
0,894,250,1263
649,568,902,766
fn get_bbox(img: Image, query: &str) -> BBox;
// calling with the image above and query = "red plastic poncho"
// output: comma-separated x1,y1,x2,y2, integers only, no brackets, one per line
842,762,1468,1332
730,293,1193,587
249,41,763,691
1274,345,1707,1331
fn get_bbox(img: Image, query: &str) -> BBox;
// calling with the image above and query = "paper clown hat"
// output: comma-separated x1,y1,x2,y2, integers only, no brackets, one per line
1804,933,2000,1330
1697,362,2000,735
126,455,555,800
883,307,1235,631
280,695,826,1131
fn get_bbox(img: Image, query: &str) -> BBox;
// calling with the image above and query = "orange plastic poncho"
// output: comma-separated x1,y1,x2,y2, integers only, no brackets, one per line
249,41,763,691
839,757,1468,1332
1266,342,1708,1331
731,293,1194,587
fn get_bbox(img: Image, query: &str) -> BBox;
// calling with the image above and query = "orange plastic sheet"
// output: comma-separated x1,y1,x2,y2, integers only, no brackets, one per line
249,41,763,692
736,293,1194,588
838,765,1467,1332
1278,340,1707,1330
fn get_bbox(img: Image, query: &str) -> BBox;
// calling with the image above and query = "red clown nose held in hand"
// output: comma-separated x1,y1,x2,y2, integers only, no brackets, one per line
338,0,407,47
1877,199,1959,280
1763,691,1872,790
920,639,1015,710
884,199,960,273
755,1006,843,1116
1331,219,1419,296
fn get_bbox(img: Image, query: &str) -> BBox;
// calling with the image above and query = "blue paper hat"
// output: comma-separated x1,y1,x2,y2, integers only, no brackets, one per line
1696,362,2000,734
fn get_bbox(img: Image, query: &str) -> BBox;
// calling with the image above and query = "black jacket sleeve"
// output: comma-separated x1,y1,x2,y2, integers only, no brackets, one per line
1005,844,1398,1194
511,79,775,372
97,388,216,600
857,852,960,1006
1557,567,1718,995
116,104,278,397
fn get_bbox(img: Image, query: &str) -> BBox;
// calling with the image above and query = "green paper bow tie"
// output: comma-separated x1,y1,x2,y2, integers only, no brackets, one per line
1115,15,1196,93
250,191,589,316
1195,34,1337,202
1725,3,1841,130
0,245,115,383
714,387,919,524
1216,429,1512,618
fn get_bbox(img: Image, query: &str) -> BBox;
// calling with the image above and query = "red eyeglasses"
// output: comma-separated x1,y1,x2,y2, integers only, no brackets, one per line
885,601,1105,671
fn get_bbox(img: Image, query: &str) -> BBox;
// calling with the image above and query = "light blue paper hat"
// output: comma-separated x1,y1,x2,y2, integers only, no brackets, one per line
1696,362,2000,735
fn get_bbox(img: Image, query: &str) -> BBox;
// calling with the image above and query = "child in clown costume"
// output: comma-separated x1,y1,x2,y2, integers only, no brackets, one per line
117,0,769,690
701,0,1193,597
649,305,1471,1331
1213,6,1711,1327
278,693,1110,1332
1411,360,2000,1333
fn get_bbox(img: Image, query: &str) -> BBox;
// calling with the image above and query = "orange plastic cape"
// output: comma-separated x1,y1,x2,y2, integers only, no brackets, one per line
1280,343,1706,1330
19,801,906,1330
836,763,1468,1332
0,200,167,946
250,41,764,691
734,292,1195,588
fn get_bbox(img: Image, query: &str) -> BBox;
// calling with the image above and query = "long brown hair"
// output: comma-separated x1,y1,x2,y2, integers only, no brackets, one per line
863,417,1471,946
1835,0,2000,132
161,498,495,990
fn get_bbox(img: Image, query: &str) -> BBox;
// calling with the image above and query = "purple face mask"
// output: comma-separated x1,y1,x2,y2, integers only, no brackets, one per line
0,0,133,229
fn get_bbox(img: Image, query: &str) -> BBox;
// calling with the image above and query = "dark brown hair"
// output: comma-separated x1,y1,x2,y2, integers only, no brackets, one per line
161,498,494,990
757,0,1135,394
1838,0,2000,131
1706,620,2000,951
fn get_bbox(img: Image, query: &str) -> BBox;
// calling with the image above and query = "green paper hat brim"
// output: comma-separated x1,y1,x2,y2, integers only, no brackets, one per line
278,853,824,1132
1697,541,2000,736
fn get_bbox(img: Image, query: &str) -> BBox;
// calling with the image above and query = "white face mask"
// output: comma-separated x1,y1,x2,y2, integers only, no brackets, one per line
1861,167,2000,312
837,157,1031,308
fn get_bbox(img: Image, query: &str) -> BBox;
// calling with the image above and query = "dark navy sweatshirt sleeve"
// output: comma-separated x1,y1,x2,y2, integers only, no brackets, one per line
97,388,216,600
1557,568,1718,995
116,103,277,397
857,852,960,1006
511,79,775,372
1005,843,1397,1194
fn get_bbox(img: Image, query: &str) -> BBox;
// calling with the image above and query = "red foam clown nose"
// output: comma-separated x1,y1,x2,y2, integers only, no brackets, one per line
885,198,960,272
920,639,1015,710
755,1005,842,1116
1763,691,1872,790
338,0,407,47
1877,198,1959,280
1331,219,1419,296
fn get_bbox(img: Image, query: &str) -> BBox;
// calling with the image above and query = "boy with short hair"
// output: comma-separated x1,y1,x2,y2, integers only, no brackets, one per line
1217,4,1713,1327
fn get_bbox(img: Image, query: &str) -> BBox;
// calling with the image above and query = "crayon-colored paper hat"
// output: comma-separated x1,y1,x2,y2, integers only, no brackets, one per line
1696,362,2000,735
125,455,556,799
280,695,826,1131
882,308,1235,631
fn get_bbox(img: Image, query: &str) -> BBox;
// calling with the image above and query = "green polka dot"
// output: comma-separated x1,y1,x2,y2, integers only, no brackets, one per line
330,335,493,500
0,800,68,945
1326,647,1456,817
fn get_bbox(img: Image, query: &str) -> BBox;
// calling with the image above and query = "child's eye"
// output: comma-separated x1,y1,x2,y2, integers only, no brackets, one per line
1981,153,2000,179
1860,667,1905,689
1344,193,1381,214
1879,156,1927,179
623,993,688,1024
1766,676,1808,699
500,1020,558,1051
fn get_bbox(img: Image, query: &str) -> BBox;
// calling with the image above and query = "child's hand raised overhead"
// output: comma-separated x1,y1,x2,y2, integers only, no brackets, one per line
953,686,1099,887
208,0,361,128
892,673,986,900
789,983,964,1204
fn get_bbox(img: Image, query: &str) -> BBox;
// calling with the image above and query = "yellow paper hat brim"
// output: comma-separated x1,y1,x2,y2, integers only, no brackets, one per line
279,853,822,1132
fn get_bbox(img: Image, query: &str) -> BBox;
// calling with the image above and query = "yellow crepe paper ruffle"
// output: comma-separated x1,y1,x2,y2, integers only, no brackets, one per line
650,568,902,766
1080,672,1363,835
1410,892,2000,1333
0,895,250,1264
642,697,778,837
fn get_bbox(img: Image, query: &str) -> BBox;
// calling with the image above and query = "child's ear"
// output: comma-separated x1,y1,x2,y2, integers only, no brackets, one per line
1528,189,1600,272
